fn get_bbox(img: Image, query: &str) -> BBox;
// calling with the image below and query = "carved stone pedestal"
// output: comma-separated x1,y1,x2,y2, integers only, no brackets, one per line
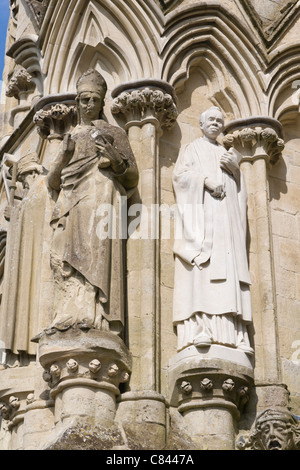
37,328,131,449
168,346,254,450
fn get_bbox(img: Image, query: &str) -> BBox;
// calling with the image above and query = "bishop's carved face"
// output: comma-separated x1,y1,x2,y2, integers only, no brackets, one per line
77,90,104,123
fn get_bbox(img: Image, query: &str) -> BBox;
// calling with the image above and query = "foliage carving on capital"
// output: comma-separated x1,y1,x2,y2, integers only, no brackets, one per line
6,67,35,99
33,103,77,140
111,87,178,129
223,126,285,165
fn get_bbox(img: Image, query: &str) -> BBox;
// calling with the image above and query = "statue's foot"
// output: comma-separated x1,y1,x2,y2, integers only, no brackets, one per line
193,335,212,347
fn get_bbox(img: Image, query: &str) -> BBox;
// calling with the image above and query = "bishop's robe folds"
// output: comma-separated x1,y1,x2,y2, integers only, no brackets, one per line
50,119,138,332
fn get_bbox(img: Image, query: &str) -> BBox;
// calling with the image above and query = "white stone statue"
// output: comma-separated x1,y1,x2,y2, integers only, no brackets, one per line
172,106,253,354
47,69,138,335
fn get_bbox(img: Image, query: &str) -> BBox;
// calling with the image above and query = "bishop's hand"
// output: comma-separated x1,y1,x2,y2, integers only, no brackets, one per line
95,137,126,174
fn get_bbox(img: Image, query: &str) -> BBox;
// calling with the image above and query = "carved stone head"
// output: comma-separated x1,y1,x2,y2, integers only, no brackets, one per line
76,70,107,123
199,106,225,141
16,152,43,192
242,408,300,450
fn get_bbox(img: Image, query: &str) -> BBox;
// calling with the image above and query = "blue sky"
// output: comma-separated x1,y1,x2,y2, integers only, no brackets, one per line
0,1,10,80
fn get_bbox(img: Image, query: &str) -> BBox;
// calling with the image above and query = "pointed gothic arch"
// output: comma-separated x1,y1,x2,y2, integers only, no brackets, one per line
160,4,268,119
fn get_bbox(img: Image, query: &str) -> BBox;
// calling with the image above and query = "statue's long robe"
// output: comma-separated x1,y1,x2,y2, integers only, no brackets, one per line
50,120,138,331
172,138,252,349
0,176,53,355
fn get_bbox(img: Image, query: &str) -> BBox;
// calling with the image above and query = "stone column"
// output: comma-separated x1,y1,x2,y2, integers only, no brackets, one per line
111,80,178,449
37,329,132,449
223,118,288,417
168,344,254,449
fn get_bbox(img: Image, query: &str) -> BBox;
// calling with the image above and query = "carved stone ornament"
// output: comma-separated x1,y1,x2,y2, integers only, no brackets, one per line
180,381,193,395
25,0,50,28
223,125,285,165
200,378,213,391
111,85,178,130
237,408,300,450
155,0,183,12
33,103,77,140
0,396,20,421
238,0,300,46
6,67,35,99
222,378,235,392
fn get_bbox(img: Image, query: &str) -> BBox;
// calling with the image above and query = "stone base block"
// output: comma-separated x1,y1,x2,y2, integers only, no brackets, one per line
167,345,254,450
38,328,132,435
115,391,167,450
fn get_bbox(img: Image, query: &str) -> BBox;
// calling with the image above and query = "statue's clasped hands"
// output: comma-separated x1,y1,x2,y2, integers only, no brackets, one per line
204,177,226,200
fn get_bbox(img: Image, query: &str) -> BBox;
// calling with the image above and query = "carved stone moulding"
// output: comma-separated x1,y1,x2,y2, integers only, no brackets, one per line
111,79,178,130
168,346,254,419
33,93,77,140
155,0,183,13
25,0,50,29
168,347,254,450
38,328,132,400
0,363,36,432
223,117,285,165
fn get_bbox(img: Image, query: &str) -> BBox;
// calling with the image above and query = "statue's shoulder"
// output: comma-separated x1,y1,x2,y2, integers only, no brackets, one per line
92,120,135,161
92,119,126,137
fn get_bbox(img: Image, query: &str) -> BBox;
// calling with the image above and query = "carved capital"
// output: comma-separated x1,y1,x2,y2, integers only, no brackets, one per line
0,395,25,429
175,371,250,417
223,117,285,165
38,329,132,399
6,67,35,99
111,80,178,130
33,94,77,140
237,408,300,450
